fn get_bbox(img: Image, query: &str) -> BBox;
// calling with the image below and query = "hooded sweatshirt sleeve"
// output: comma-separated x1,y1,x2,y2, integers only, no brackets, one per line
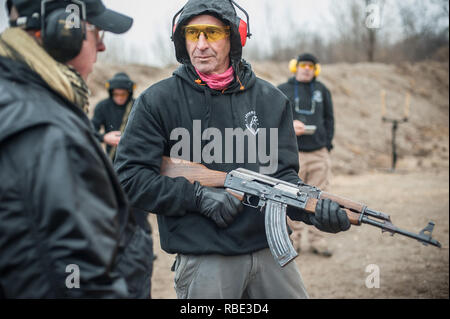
114,93,198,217
323,86,334,151
91,101,106,142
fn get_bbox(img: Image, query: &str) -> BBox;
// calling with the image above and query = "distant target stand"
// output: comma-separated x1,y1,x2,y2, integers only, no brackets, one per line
380,90,411,172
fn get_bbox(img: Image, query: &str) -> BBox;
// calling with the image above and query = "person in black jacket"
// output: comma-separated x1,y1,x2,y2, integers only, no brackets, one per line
278,53,335,256
92,73,153,255
115,0,350,299
0,0,153,298
92,72,136,159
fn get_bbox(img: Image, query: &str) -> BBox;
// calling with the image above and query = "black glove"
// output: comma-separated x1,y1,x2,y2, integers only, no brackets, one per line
310,198,351,233
194,182,243,228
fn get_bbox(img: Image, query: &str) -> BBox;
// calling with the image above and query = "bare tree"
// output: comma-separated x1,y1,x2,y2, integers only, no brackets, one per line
96,0,448,66
396,0,449,61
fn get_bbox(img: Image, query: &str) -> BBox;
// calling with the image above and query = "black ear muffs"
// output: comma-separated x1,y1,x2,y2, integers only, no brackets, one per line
42,9,85,63
41,0,87,63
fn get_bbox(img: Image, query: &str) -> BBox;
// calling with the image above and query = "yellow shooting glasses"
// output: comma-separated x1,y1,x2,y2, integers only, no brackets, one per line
298,62,315,70
183,24,231,42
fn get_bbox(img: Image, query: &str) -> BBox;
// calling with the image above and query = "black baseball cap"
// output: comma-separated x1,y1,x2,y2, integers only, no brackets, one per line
8,0,133,34
84,0,133,34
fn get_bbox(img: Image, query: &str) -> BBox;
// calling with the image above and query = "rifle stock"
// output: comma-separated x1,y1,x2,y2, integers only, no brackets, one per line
161,156,225,187
160,156,244,200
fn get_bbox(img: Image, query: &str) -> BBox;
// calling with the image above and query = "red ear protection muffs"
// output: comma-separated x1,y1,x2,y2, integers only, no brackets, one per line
232,0,251,47
238,18,248,47
171,0,251,47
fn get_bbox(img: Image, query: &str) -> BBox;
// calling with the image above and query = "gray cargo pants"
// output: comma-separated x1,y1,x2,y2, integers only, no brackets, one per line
173,248,309,299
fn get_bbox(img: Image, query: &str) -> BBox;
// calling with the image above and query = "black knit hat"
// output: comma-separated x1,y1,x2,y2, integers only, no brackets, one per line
297,53,319,65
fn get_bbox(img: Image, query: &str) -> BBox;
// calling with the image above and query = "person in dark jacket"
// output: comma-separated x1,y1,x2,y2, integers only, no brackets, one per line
0,0,152,298
115,0,350,299
92,73,153,254
278,53,335,256
92,72,136,159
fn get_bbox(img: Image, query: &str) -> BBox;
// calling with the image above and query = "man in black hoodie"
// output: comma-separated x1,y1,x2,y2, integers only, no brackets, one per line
115,0,350,299
278,54,335,257
0,0,153,298
92,72,136,159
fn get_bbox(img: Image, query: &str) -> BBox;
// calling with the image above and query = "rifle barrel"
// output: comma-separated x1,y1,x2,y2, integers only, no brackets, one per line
364,208,391,222
361,217,441,248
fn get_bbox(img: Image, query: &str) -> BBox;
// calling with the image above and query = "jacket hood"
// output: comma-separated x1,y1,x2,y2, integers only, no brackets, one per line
172,0,243,70
106,72,135,103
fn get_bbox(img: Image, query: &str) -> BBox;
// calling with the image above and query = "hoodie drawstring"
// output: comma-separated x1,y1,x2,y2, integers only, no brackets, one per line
200,88,213,152
236,74,245,91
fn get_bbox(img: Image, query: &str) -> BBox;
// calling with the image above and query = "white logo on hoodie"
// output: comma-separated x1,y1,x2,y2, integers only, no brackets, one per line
244,111,260,136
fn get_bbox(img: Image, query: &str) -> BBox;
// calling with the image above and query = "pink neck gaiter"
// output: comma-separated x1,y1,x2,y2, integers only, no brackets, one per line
195,66,234,91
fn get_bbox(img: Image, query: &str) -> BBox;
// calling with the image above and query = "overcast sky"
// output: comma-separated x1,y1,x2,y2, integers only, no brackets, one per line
0,0,335,66
96,0,337,66
0,0,447,66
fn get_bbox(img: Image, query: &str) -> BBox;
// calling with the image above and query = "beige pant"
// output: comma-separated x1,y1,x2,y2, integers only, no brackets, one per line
298,147,332,190
288,147,332,251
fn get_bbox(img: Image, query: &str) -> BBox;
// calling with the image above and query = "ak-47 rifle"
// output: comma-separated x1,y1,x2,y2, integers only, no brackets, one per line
160,157,441,267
